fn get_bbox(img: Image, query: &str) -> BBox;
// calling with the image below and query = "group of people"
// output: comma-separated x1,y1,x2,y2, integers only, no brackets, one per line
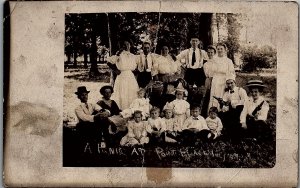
73,37,271,147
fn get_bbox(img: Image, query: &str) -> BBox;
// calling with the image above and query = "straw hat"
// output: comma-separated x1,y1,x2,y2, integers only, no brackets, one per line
175,82,186,92
163,102,173,111
246,80,266,88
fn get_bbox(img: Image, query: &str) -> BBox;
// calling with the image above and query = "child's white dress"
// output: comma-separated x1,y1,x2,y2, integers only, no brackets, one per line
165,99,190,131
163,117,180,143
120,121,149,146
146,117,166,134
120,98,151,119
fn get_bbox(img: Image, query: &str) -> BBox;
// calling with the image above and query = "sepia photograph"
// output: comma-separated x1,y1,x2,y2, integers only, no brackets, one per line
4,1,297,187
63,12,277,168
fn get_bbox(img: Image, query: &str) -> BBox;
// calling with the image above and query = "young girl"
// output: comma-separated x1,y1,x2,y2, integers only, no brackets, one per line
120,88,151,120
165,83,190,130
146,107,166,144
206,106,223,139
162,103,180,143
120,111,149,146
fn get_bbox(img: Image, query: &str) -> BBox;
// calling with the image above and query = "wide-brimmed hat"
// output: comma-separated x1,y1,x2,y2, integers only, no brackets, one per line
75,86,90,95
246,80,266,88
100,85,114,95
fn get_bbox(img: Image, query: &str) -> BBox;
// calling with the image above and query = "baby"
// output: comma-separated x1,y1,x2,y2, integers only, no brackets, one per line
146,107,166,144
120,111,149,146
120,88,151,120
206,107,223,139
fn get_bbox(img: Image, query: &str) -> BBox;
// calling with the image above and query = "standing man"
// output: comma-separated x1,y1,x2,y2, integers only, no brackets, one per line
136,40,158,88
176,37,208,88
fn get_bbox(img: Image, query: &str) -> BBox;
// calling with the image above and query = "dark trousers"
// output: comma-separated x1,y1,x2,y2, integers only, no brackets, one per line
77,118,110,144
246,117,271,141
137,71,152,88
184,68,205,87
180,129,213,145
220,105,244,142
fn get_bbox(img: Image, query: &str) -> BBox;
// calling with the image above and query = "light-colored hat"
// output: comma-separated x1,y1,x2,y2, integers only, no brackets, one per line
163,102,173,111
226,75,236,82
246,80,266,88
175,82,186,92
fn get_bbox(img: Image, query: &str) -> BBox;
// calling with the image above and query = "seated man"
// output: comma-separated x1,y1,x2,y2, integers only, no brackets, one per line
74,86,110,144
217,77,247,141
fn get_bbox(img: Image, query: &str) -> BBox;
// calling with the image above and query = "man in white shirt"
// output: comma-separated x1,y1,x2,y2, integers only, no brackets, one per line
219,77,247,142
74,86,111,143
136,41,158,88
176,37,208,87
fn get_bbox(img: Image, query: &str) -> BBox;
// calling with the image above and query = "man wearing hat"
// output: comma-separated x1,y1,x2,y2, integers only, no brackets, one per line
176,37,208,88
74,86,111,143
218,77,247,141
136,40,159,88
240,80,270,141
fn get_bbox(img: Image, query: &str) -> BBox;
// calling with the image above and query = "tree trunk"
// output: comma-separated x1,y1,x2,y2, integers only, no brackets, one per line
73,52,77,68
83,52,88,68
89,15,100,76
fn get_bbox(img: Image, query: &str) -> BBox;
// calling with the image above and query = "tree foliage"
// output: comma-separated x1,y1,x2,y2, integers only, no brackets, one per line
240,45,277,72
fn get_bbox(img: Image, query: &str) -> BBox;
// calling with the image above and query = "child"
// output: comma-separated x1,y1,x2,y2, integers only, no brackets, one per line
162,103,181,143
120,111,149,146
146,107,166,144
165,83,190,130
206,107,223,139
120,88,151,120
181,105,212,144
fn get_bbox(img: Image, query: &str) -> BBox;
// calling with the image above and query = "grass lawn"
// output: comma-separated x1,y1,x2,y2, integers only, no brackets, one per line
63,68,276,168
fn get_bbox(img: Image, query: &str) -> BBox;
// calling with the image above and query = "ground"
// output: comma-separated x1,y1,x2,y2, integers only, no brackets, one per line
63,66,276,168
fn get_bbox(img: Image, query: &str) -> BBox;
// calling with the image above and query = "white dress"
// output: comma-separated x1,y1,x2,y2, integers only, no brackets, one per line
107,51,139,110
208,56,235,110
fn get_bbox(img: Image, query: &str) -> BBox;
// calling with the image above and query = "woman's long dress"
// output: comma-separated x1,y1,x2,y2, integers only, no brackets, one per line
208,56,235,111
107,51,139,110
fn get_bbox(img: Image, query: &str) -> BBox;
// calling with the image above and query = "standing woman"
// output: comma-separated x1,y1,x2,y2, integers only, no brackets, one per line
107,40,139,110
202,45,217,116
208,43,235,111
154,45,181,83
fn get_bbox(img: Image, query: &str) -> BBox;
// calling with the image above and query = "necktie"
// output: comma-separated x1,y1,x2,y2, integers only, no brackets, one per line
85,103,89,111
192,50,196,66
145,55,148,71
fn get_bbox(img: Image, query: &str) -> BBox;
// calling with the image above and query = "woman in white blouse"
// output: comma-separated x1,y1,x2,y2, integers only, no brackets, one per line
207,43,236,111
107,41,139,110
240,80,270,141
154,45,181,83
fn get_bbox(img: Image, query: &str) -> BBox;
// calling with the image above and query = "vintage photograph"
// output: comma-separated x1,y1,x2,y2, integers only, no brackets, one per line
63,12,276,167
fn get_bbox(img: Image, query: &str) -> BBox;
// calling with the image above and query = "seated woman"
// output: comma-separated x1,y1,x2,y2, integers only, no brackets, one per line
97,85,127,146
240,80,270,141
120,111,149,146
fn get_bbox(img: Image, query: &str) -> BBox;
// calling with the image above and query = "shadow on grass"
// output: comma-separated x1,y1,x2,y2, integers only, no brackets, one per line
65,71,111,83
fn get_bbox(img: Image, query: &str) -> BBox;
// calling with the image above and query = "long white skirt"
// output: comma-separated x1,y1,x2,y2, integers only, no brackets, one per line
208,75,227,111
112,70,139,110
